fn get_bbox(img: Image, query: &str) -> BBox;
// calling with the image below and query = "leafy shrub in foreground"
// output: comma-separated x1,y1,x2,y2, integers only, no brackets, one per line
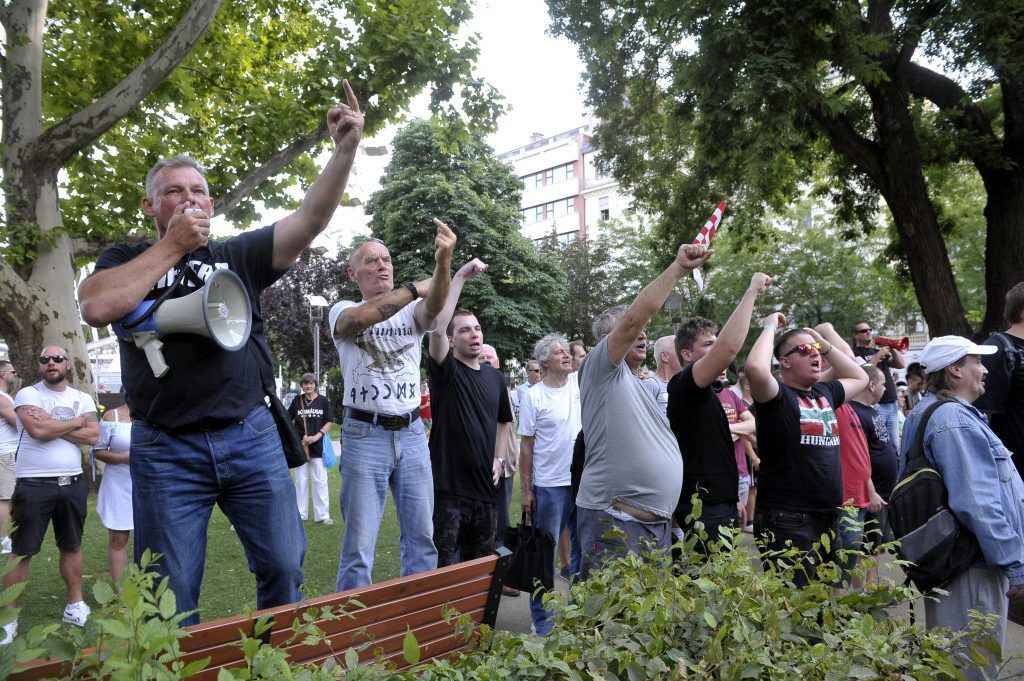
0,532,1015,679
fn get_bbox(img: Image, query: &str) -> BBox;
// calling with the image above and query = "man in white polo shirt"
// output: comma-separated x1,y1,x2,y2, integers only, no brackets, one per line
1,346,99,645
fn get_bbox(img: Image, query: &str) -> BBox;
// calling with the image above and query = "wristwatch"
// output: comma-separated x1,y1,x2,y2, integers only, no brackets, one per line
496,458,505,471
404,281,418,299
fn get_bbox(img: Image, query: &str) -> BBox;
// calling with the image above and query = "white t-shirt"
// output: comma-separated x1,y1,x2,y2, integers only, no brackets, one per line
329,298,425,415
0,392,18,454
517,375,581,487
14,383,96,477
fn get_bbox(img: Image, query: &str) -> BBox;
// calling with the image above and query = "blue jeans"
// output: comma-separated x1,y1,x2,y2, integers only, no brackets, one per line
336,416,436,591
876,400,901,448
754,506,838,588
529,485,579,635
131,405,306,626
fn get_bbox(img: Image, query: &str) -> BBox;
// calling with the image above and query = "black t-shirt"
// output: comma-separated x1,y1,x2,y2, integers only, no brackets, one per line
93,225,284,428
853,346,896,403
754,379,845,514
848,400,899,498
976,332,1024,472
667,365,738,517
288,393,334,458
427,351,513,503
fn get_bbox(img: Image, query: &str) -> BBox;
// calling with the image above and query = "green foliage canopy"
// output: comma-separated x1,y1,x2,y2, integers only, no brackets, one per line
366,118,565,364
547,0,1024,337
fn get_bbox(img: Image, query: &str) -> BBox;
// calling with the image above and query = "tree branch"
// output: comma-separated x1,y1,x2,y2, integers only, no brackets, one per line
214,121,330,216
73,234,151,260
28,0,224,173
807,101,885,185
904,61,999,153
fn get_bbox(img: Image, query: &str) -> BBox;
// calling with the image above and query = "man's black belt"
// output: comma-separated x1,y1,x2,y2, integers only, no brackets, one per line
346,407,419,431
160,416,245,433
18,475,82,486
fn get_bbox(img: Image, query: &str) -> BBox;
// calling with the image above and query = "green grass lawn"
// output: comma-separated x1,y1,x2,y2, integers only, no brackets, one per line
5,434,403,634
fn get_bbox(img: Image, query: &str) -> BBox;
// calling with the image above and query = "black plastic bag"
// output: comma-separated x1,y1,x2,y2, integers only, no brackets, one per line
502,516,555,592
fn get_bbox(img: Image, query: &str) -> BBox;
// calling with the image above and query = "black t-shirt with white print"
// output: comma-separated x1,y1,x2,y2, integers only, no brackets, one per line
93,225,285,429
754,379,846,515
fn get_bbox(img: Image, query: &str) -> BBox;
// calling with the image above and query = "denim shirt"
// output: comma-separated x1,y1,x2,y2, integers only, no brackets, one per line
901,393,1024,584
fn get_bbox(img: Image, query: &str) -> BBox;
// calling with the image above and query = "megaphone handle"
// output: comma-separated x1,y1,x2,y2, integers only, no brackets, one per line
134,332,170,378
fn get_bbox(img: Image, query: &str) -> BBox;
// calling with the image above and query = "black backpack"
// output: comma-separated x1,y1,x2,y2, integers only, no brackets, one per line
888,399,982,592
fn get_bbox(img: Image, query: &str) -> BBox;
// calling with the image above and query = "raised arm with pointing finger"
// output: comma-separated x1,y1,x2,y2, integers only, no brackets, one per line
333,218,456,339
80,79,365,327
76,78,367,626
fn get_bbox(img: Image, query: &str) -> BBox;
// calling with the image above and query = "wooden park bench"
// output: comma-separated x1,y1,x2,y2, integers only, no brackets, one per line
12,548,511,679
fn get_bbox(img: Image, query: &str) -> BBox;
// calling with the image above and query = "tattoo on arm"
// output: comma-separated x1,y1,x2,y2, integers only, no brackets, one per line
377,303,400,322
85,412,98,423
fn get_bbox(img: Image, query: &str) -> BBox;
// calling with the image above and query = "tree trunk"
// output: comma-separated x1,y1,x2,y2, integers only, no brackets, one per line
864,71,972,338
0,1,91,388
979,168,1024,335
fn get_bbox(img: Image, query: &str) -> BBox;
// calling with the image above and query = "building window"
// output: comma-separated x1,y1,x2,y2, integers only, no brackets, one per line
551,162,574,184
550,198,574,217
522,205,545,224
557,231,577,246
599,196,610,220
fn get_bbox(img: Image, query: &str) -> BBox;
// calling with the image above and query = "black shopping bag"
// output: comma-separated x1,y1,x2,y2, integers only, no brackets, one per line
503,516,554,592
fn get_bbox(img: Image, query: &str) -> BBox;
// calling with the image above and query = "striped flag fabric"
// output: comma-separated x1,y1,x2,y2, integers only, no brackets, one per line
691,200,726,291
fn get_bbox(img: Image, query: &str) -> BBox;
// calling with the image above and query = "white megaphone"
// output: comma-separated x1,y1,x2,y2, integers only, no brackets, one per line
113,268,253,378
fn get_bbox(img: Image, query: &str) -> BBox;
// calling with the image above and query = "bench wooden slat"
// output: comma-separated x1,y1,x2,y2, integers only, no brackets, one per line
10,548,510,680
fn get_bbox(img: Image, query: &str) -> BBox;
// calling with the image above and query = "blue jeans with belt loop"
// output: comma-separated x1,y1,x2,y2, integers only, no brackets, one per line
336,414,437,591
130,404,306,626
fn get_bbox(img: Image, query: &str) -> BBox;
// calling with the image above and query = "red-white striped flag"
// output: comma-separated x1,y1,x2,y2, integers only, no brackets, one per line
691,200,726,291
693,200,726,247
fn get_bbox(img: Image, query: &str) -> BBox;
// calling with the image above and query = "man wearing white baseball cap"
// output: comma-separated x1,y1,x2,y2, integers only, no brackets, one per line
901,335,1024,679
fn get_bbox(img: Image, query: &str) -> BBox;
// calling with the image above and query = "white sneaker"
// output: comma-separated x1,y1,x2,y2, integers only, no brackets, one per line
0,620,16,646
62,601,91,627
1,536,10,554
316,518,334,525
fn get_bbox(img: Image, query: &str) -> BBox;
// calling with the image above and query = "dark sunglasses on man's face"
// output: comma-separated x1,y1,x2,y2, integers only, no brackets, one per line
39,355,67,364
783,342,823,358
855,328,872,334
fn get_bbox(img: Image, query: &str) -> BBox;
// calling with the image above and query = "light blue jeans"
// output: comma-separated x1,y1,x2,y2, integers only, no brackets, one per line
529,485,579,635
336,415,437,591
877,400,901,448
131,405,306,626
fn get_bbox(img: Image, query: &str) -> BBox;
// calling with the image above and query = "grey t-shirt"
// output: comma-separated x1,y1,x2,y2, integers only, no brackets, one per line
577,336,683,518
641,374,669,410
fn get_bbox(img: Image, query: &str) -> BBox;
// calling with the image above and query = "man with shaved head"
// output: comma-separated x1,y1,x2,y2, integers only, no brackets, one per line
1,346,99,644
330,218,456,590
642,335,682,409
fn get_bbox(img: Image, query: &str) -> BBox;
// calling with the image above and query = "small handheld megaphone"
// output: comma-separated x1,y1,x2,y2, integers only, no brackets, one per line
114,268,253,377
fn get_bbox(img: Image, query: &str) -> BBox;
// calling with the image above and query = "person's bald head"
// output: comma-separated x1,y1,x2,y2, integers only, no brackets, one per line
653,335,681,376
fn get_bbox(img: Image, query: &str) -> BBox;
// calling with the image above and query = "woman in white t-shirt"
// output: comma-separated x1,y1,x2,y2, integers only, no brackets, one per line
91,403,133,586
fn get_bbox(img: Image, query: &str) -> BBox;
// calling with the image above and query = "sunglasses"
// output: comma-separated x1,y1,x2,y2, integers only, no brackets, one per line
854,328,872,334
783,342,824,358
39,355,68,364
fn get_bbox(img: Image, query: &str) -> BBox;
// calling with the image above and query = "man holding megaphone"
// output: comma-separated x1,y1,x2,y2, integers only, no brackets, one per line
78,80,365,625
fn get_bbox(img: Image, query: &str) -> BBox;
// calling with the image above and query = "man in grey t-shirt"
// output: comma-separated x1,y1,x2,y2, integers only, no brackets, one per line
577,243,711,579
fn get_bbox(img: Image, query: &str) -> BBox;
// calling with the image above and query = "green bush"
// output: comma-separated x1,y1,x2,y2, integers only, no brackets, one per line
0,533,1013,680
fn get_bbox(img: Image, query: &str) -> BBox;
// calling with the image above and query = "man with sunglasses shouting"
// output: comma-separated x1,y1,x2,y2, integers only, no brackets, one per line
746,317,868,586
1,347,99,645
79,81,364,624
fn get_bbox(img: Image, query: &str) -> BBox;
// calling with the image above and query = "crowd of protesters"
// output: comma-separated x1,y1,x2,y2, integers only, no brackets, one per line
0,87,1019,675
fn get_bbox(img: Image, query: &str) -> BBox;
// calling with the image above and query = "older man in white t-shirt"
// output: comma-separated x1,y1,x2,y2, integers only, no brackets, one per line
1,346,98,646
329,222,455,591
518,333,582,635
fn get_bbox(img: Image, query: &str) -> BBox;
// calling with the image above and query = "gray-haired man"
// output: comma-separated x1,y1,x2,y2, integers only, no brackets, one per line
577,243,711,578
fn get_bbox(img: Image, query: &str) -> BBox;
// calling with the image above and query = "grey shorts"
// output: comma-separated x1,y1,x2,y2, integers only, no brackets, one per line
0,452,15,500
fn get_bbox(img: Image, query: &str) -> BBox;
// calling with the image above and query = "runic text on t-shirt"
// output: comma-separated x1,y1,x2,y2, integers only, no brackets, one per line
350,381,419,404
